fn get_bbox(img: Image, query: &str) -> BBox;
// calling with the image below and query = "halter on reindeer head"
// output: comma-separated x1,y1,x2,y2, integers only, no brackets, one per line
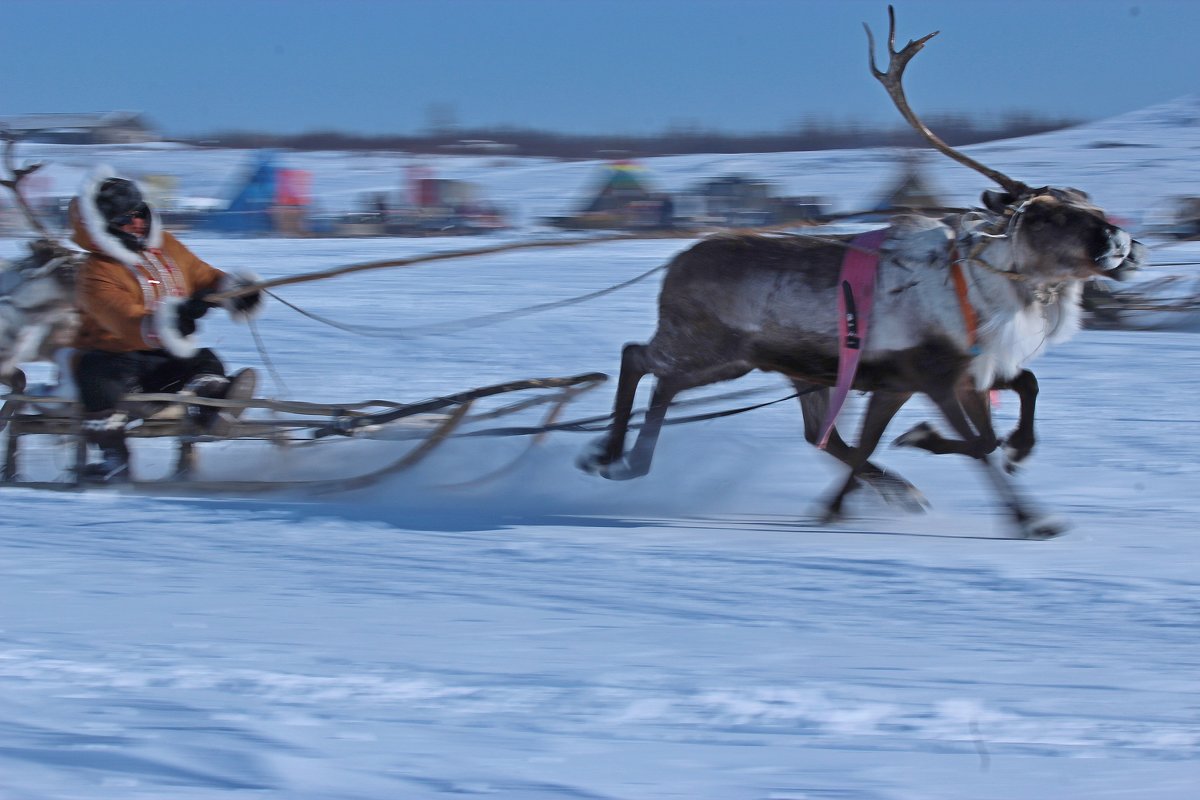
865,6,1143,287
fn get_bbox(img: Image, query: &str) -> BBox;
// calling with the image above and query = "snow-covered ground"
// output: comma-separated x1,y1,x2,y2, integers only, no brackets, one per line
1,99,1199,799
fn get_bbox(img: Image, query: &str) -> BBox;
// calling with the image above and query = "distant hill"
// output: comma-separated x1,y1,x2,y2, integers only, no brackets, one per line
181,112,1082,158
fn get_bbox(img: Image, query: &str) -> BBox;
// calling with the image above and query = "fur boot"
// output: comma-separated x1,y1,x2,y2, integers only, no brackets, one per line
80,410,131,483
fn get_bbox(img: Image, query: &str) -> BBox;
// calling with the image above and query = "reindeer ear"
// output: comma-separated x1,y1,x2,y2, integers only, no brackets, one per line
981,190,1015,212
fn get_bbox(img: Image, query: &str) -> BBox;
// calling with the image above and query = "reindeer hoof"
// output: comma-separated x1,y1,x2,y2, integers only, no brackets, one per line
578,456,637,481
1001,438,1027,472
575,436,608,471
576,438,636,481
575,450,606,476
817,506,843,526
892,421,935,449
861,470,930,514
1002,442,1032,474
1020,514,1070,540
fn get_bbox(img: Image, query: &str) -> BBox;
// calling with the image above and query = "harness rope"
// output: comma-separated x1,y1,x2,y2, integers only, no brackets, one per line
248,316,290,396
205,219,909,304
207,230,693,303
459,386,818,439
261,259,668,338
246,226,891,340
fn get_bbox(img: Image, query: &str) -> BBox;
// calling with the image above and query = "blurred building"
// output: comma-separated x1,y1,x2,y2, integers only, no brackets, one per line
681,175,826,228
0,112,158,144
872,152,945,213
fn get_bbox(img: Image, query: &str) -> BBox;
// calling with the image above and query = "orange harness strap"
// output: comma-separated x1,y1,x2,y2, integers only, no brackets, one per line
950,247,979,354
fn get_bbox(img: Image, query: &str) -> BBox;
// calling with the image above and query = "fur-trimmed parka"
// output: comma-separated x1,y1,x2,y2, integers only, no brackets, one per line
69,168,259,357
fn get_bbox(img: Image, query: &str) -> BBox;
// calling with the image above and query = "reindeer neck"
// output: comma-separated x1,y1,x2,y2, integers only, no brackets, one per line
957,246,1021,316
953,232,1083,386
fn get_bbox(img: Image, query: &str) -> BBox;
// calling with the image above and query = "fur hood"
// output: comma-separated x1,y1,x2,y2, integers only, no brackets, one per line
70,170,229,358
69,166,164,266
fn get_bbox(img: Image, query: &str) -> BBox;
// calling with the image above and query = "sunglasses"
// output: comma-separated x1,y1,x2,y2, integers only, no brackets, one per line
111,205,149,227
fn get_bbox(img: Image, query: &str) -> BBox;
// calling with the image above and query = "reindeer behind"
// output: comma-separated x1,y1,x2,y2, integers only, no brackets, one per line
0,135,84,395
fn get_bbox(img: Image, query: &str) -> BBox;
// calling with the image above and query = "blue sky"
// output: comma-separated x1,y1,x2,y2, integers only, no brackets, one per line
6,0,1198,137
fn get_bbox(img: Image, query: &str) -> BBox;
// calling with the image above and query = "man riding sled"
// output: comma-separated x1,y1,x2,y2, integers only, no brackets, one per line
68,170,264,483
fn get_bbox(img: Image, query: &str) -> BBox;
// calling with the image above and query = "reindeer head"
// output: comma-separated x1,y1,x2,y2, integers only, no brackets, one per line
0,134,83,381
0,134,81,291
23,238,80,288
980,188,1144,283
866,7,1143,283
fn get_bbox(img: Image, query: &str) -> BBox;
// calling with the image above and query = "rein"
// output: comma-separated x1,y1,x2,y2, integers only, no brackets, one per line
206,233,652,302
242,225,890,339
206,220,908,304
262,259,668,339
459,385,818,439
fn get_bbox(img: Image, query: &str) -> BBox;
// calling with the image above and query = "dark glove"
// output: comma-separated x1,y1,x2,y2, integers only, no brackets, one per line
176,293,213,337
229,287,262,314
223,271,262,315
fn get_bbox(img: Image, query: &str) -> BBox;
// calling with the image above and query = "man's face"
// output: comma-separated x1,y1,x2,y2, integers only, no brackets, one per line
117,209,148,238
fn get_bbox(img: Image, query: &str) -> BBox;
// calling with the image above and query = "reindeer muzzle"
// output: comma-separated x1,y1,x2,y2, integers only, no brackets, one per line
1094,230,1141,281
1102,238,1145,281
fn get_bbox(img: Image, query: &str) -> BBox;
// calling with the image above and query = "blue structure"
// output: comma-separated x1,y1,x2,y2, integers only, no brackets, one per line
204,151,279,234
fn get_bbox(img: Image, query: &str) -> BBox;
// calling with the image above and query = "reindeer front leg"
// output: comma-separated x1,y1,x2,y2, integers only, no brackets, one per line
818,390,913,522
894,376,1004,459
1001,369,1038,470
798,383,927,514
925,386,1065,539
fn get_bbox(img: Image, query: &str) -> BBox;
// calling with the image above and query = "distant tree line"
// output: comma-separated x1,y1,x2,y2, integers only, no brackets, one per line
180,112,1081,158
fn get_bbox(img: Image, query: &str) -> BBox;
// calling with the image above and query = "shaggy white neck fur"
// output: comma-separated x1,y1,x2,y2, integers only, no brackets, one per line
962,235,1082,387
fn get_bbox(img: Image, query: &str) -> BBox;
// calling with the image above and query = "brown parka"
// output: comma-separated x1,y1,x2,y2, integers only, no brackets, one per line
69,175,228,355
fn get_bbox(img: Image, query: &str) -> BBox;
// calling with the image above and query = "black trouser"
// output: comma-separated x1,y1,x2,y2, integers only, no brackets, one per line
75,348,227,413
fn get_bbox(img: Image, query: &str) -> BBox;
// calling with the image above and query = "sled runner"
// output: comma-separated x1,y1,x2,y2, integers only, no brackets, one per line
0,372,608,492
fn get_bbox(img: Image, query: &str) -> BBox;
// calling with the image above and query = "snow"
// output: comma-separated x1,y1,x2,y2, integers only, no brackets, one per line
1,98,1199,798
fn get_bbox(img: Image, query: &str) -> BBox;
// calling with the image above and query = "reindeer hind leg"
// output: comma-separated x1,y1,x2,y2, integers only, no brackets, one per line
589,376,681,481
577,342,650,477
579,342,749,481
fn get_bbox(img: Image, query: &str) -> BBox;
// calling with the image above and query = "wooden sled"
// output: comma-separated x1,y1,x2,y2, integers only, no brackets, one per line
0,372,607,493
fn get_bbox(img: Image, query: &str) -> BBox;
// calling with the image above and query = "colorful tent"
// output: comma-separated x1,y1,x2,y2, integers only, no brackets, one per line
205,151,311,234
580,160,654,213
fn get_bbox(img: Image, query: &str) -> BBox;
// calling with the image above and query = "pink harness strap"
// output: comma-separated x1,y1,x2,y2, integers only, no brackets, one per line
818,228,889,449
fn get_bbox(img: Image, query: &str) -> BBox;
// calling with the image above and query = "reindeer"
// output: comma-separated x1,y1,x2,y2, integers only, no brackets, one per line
0,134,83,408
577,8,1143,538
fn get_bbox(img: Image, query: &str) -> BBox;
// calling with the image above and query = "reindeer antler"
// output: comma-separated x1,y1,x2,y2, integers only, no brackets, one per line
865,5,1030,197
0,130,53,238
